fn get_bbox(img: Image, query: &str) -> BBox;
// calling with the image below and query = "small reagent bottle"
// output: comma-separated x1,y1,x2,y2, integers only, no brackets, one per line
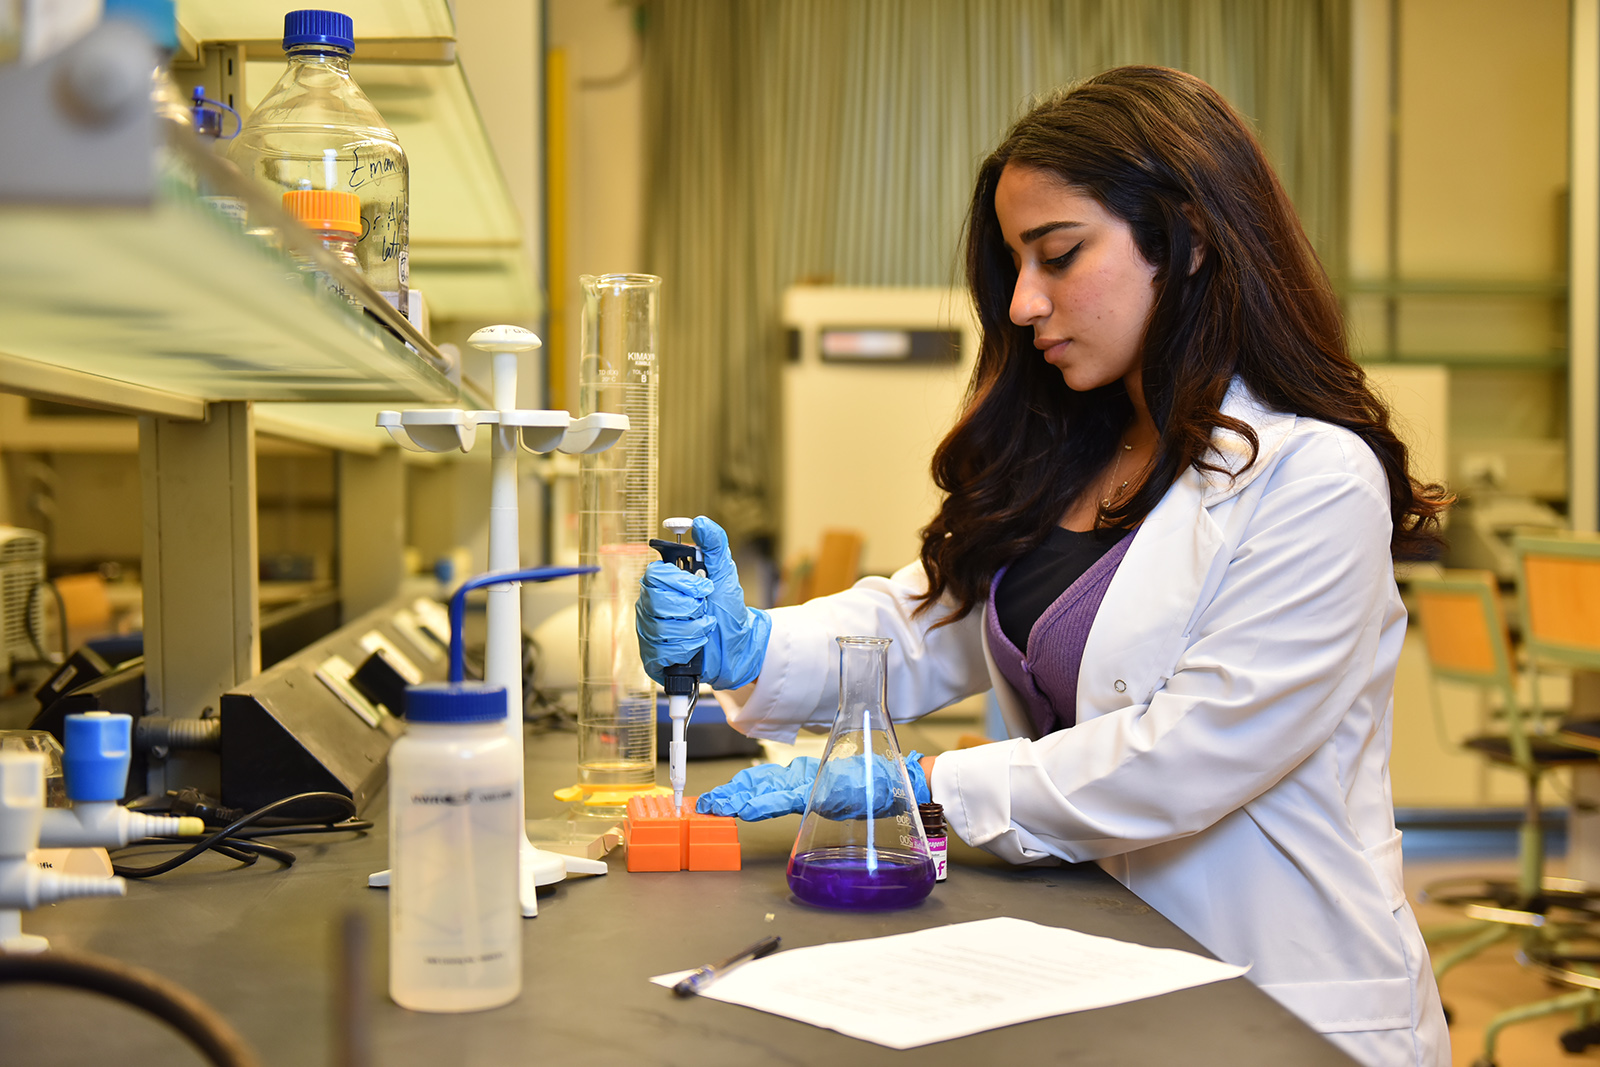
388,681,521,1013
919,802,948,882
282,188,363,307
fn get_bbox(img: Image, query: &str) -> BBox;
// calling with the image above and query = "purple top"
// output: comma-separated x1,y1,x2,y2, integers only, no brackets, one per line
986,529,1136,736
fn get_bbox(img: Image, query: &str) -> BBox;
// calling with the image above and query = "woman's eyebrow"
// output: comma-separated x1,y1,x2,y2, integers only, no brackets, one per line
1019,220,1084,243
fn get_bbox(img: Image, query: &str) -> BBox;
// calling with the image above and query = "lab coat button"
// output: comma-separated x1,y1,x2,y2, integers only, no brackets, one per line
1113,679,1127,693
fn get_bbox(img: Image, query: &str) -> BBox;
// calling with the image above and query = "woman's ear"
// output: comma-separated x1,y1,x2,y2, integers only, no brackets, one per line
1181,203,1207,276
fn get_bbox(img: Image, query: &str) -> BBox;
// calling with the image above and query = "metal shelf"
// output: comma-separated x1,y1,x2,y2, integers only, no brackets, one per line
176,0,453,57
254,403,396,455
0,26,482,424
0,179,459,420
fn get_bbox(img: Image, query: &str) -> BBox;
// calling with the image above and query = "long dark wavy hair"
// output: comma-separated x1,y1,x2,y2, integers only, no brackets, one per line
917,66,1449,624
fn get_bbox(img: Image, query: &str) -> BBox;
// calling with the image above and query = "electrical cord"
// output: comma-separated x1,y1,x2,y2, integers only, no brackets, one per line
0,948,260,1067
111,791,371,879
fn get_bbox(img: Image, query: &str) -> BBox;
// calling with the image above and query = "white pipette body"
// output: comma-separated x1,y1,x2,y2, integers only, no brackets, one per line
669,693,691,814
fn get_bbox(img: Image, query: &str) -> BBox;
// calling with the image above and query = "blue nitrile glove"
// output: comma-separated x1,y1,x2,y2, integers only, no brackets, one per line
696,752,931,821
635,515,772,690
696,757,820,820
811,752,933,820
635,564,716,682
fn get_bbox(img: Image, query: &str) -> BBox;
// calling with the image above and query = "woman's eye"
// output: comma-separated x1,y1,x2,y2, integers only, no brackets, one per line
1044,242,1083,269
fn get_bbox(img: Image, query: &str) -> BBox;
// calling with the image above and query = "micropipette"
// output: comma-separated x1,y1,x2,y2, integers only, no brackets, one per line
648,517,706,815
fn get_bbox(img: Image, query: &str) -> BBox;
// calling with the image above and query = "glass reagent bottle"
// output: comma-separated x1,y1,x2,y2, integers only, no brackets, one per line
282,188,363,307
229,9,408,316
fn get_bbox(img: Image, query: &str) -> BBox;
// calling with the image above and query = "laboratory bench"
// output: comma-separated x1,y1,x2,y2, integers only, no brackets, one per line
3,729,1357,1067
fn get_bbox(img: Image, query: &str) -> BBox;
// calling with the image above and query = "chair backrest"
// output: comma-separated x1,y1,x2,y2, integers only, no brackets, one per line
808,529,864,598
1411,571,1517,696
1514,533,1600,670
1411,569,1547,771
53,572,112,642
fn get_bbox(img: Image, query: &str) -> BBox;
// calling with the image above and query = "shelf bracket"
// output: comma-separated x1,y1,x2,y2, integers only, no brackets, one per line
139,401,260,796
337,449,404,620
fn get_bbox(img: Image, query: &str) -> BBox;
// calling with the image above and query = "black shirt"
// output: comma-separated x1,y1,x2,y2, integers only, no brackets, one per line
993,526,1129,650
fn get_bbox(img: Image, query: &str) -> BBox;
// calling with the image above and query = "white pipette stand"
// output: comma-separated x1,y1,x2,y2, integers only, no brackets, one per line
376,324,628,917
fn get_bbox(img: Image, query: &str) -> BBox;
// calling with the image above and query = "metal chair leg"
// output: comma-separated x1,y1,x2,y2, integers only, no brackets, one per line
1423,919,1494,946
1432,922,1513,982
1474,988,1597,1067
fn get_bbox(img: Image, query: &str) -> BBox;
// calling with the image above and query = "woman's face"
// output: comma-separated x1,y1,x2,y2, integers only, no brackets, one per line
994,163,1158,394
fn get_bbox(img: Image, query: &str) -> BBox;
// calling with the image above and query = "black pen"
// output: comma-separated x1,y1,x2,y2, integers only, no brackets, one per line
672,935,782,997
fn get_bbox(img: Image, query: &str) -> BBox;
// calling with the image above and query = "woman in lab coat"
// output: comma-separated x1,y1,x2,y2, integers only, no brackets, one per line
637,66,1450,1067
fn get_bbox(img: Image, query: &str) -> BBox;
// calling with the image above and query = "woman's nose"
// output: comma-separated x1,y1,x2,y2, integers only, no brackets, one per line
1010,272,1050,326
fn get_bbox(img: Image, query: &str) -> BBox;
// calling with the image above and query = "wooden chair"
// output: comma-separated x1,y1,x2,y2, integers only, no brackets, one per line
1515,534,1600,754
1409,572,1600,1038
52,572,113,653
1463,534,1600,1063
779,529,863,604
809,530,863,597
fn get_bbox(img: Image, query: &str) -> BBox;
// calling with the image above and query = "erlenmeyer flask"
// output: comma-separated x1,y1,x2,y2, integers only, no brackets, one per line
787,637,936,910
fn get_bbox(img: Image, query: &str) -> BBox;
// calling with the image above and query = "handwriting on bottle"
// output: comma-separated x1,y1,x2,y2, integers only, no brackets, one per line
346,146,399,190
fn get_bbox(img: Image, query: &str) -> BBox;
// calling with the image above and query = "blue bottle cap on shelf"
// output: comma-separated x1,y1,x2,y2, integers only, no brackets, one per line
404,682,508,724
62,712,133,803
103,0,178,52
283,9,355,53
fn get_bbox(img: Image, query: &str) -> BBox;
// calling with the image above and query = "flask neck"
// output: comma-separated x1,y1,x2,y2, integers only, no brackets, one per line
836,638,890,724
286,45,351,73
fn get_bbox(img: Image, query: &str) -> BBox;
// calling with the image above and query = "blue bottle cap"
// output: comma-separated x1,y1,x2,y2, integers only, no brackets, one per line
404,682,508,724
62,712,133,803
283,10,355,53
103,0,178,52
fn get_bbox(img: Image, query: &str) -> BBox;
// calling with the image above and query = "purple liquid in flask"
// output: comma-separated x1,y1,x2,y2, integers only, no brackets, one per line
788,847,935,910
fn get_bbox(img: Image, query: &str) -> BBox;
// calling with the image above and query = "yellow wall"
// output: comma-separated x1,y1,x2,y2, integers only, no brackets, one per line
545,0,647,412
1345,0,1574,806
1348,0,1569,474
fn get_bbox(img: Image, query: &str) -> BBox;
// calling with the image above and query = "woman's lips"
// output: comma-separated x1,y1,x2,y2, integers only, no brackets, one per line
1037,338,1070,363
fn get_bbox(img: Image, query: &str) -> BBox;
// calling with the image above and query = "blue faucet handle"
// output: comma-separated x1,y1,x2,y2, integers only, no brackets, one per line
62,712,133,803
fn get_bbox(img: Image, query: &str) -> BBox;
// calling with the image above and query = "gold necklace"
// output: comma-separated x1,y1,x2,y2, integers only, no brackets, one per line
1100,439,1135,509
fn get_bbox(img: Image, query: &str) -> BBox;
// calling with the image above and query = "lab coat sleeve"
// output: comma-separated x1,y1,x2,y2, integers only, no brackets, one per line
933,434,1396,864
718,561,992,743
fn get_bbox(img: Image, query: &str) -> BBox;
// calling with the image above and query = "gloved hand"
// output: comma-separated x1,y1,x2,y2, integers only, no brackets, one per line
811,752,932,820
697,751,931,821
636,515,772,690
696,757,820,820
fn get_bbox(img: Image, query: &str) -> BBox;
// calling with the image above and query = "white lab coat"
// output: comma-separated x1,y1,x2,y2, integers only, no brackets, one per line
721,383,1448,1066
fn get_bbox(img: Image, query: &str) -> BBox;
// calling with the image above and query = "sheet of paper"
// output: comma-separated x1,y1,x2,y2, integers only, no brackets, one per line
650,916,1248,1049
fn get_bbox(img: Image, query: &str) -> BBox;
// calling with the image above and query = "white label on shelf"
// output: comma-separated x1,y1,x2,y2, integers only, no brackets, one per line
360,630,424,685
315,654,382,727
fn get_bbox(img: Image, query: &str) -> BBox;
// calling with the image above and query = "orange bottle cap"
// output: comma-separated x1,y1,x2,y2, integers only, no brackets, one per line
281,189,361,235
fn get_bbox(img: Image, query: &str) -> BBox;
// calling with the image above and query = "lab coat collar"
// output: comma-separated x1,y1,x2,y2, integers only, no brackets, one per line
1192,379,1297,507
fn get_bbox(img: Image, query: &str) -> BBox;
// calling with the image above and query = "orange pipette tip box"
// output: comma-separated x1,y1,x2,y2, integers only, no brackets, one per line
624,795,741,872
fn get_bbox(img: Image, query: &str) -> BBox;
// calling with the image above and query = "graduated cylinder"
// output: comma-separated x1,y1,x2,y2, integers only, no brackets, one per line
577,274,661,795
